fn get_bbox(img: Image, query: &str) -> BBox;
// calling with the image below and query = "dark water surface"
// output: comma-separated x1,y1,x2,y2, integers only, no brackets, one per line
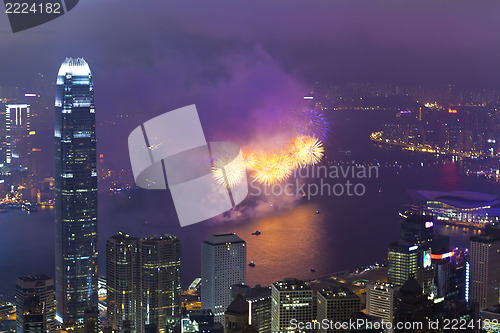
1,110,498,300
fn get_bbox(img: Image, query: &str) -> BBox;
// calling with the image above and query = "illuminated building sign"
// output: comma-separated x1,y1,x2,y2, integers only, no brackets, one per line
425,221,434,229
408,245,418,251
430,251,454,260
423,250,432,268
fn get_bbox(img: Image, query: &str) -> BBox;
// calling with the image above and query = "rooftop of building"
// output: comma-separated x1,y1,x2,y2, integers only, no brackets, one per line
141,234,179,244
399,277,423,295
248,285,271,300
16,274,52,283
226,293,249,315
203,233,245,245
186,309,214,317
368,281,396,289
409,190,499,209
58,57,92,77
273,278,311,291
318,286,359,299
470,232,500,243
108,231,139,242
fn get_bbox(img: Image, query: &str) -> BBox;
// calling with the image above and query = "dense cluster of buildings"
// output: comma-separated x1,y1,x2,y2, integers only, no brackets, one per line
0,90,48,202
6,61,500,333
372,104,500,158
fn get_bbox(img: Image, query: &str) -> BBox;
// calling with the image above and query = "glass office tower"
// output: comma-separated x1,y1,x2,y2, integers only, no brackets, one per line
54,58,98,326
140,235,182,333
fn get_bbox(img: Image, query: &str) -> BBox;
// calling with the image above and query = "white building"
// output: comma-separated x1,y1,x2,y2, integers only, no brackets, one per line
366,282,398,323
201,234,246,322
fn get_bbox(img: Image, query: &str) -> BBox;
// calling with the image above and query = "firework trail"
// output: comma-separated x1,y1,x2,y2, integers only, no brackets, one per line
241,149,257,170
253,152,293,185
298,135,324,166
212,157,246,188
296,108,331,142
211,107,329,187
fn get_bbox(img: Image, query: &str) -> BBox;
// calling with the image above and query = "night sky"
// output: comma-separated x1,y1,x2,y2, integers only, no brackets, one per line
1,0,500,169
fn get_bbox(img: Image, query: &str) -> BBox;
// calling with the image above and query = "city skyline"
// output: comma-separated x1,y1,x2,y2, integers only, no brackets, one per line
2,1,500,332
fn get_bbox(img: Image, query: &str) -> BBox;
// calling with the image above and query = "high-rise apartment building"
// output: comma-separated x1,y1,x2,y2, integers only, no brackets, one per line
201,234,246,322
54,57,98,326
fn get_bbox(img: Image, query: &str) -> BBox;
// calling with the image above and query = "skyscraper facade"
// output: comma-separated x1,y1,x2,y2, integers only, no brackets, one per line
387,241,419,286
201,234,246,322
366,282,398,323
270,279,313,333
22,297,45,333
106,232,140,332
316,286,360,333
5,103,31,169
140,234,182,333
15,274,55,333
106,233,182,333
54,57,98,326
469,233,500,310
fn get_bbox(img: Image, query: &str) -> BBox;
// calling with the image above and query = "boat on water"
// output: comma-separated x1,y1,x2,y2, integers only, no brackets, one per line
251,231,261,236
249,261,256,267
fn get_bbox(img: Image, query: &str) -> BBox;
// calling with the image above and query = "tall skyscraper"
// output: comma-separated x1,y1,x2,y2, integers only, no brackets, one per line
201,234,246,322
106,232,140,332
469,232,500,310
431,249,468,315
387,241,419,286
54,57,98,326
388,214,435,290
106,233,182,333
270,279,313,333
15,274,55,333
140,234,182,333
